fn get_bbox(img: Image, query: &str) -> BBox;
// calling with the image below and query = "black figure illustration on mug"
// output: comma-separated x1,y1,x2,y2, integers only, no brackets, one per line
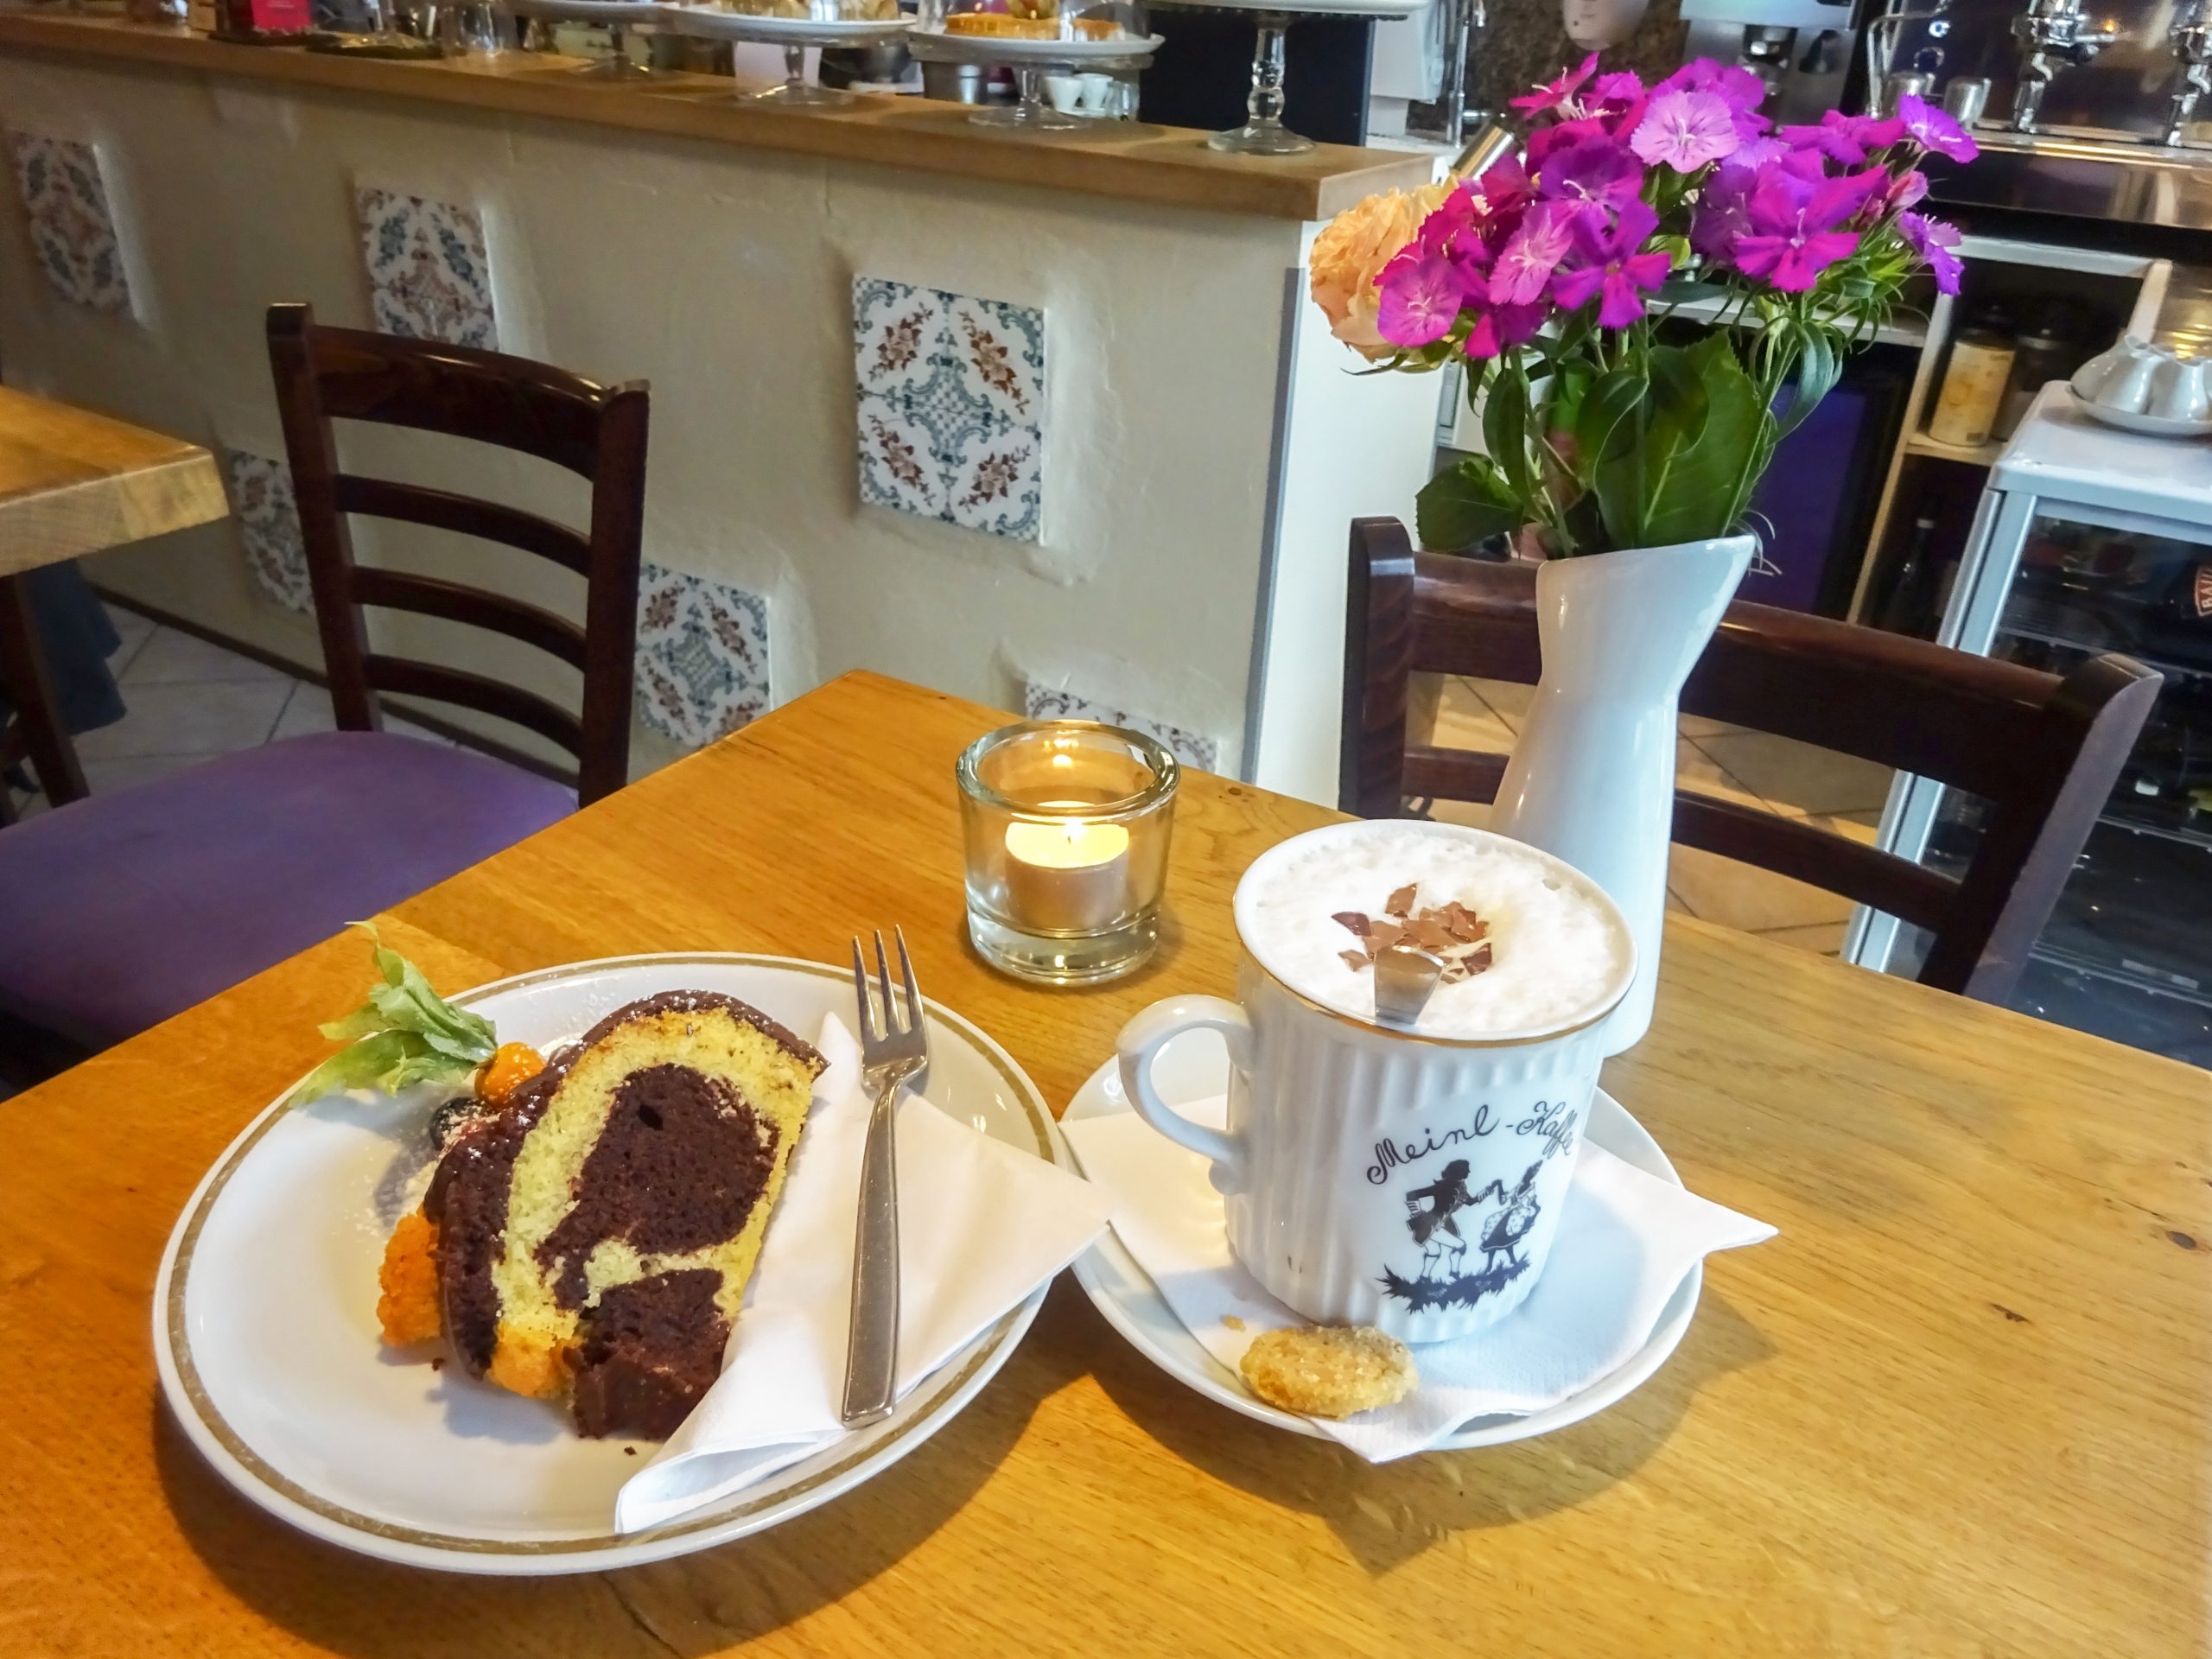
1381,1106,1578,1313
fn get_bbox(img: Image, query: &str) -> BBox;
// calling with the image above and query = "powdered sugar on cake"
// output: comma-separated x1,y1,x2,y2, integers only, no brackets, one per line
1238,823,1631,1039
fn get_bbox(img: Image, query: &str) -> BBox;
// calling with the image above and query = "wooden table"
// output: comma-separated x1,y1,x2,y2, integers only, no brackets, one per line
0,384,226,808
8,672,2209,1656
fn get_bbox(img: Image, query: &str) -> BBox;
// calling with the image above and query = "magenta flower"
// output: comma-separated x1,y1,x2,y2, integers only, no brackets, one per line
1884,167,1930,213
1525,115,1610,169
1592,69,1647,107
1896,93,1979,163
1490,202,1577,306
1728,130,1789,169
1474,155,1535,224
1690,161,1758,261
1465,301,1548,359
1781,109,1904,164
1414,184,1479,256
1732,165,1882,290
1656,58,1768,113
1551,199,1671,327
1538,135,1646,219
1897,211,1964,294
1630,88,1742,172
1376,253,1467,348
1511,52,1599,118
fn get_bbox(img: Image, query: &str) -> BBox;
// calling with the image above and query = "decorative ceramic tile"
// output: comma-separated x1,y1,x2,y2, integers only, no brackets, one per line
854,277,1043,542
1022,683,1219,772
355,187,497,350
634,560,770,748
6,132,130,313
223,451,314,614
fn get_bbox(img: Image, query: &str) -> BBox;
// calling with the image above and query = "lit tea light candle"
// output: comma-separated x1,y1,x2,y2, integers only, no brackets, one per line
1003,815,1132,933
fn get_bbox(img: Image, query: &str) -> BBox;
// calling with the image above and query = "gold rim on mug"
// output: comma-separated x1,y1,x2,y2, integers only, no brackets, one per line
162,952,1057,1557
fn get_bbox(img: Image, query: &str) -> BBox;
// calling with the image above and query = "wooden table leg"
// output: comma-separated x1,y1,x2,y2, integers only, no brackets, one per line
0,572,88,810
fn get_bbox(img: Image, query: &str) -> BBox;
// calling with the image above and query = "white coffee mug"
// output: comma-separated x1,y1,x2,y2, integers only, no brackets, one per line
1116,822,1635,1343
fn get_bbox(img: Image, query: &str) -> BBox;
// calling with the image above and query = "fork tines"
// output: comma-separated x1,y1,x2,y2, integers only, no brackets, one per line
849,926,922,1051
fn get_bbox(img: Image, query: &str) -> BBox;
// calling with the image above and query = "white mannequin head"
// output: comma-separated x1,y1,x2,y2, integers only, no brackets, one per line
1562,0,1649,48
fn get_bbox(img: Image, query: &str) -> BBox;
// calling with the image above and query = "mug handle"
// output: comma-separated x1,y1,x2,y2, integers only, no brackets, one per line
1116,995,1252,1190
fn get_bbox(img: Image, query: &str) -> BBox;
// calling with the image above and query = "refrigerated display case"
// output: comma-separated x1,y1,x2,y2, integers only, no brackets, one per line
1851,381,2212,1067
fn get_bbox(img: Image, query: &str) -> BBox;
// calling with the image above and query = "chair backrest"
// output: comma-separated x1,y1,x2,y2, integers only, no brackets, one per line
1343,516,2164,1003
265,302,649,805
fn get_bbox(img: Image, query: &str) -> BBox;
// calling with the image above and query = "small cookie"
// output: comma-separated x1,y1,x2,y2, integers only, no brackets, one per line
1239,1325,1415,1419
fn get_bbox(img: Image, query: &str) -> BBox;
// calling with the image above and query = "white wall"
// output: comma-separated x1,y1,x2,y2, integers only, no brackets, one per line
0,50,1437,792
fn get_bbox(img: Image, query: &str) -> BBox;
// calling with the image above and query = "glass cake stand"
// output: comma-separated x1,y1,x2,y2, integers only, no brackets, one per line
662,3,912,105
909,1,1158,130
1147,0,1425,154
508,0,664,76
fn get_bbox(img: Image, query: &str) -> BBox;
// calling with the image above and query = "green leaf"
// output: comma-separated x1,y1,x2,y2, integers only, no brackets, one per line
1416,456,1522,550
1573,367,1647,492
1775,325,1840,439
1640,334,1763,546
288,924,497,1107
1482,360,1534,511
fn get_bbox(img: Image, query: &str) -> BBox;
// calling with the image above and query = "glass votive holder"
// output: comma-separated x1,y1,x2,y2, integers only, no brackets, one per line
957,721,1179,985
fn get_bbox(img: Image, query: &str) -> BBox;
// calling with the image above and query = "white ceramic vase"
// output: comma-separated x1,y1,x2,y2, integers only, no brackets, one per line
1485,535,1756,1056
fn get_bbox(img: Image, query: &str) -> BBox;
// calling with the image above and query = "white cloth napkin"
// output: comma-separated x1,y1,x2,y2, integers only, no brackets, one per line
615,1016,1110,1533
1062,1093,1774,1462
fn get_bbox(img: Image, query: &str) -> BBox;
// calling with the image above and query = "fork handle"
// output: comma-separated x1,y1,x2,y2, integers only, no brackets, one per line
840,1078,901,1427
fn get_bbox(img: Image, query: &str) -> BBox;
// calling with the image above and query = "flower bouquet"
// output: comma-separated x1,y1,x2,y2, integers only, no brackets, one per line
1311,62,1978,1056
1309,55,1977,556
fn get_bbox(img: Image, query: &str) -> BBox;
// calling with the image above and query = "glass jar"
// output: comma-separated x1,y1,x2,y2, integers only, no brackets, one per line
956,720,1179,984
1929,324,2017,448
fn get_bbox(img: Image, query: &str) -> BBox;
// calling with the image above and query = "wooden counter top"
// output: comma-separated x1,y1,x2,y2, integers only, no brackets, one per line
0,10,1435,220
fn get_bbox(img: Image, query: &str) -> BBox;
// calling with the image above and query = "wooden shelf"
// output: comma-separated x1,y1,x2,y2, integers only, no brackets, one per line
0,11,1435,221
1904,429,2005,466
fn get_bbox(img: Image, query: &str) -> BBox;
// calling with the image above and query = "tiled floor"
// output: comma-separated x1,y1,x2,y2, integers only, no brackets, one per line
1429,675,1895,962
3,602,454,821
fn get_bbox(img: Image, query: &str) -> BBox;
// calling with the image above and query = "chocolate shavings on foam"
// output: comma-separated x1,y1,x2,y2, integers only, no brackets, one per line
1332,885,1494,984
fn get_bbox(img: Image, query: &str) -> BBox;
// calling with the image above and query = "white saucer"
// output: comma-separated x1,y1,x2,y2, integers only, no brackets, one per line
2067,383,2212,439
154,954,1070,1575
1063,1036,1698,1447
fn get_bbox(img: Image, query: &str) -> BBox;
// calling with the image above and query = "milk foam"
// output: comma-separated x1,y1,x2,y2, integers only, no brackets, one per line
1237,823,1632,1039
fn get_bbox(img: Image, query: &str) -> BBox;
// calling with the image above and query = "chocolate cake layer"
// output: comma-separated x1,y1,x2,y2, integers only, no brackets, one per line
537,1063,779,1309
569,1268,730,1440
424,1054,569,1375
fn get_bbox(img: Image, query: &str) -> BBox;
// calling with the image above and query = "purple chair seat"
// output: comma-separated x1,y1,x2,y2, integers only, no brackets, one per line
0,732,575,1049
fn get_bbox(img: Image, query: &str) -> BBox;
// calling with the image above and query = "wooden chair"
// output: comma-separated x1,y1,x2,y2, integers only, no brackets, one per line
1342,518,2163,1003
0,308,650,1068
269,301,648,805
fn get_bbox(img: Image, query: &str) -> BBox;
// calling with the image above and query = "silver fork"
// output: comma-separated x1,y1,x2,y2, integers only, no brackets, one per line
842,926,928,1428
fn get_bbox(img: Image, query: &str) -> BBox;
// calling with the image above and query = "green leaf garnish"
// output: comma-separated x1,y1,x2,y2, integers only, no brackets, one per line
289,924,498,1107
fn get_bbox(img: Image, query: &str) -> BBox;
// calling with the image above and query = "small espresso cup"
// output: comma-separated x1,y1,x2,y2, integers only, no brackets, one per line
1116,821,1635,1344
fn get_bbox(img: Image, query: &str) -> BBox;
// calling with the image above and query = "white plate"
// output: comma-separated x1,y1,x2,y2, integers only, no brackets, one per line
2066,385,2212,440
906,23,1163,66
660,6,910,43
1063,1035,1698,1446
153,953,1069,1575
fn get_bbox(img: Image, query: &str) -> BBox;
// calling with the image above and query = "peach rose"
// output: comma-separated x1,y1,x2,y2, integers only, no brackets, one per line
1309,182,1452,360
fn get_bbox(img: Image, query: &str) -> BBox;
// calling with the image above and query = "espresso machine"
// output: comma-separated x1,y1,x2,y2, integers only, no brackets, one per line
1863,0,2212,150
